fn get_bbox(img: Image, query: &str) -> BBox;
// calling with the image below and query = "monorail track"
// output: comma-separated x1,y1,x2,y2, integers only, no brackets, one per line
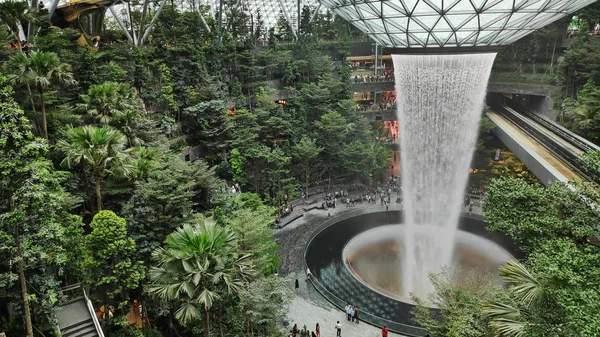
490,100,600,185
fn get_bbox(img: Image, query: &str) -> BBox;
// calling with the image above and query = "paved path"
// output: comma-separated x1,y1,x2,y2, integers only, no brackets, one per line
285,291,407,337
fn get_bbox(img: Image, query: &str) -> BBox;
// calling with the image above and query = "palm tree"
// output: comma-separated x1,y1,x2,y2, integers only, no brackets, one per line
148,220,256,337
56,125,133,212
483,260,543,337
0,0,32,50
7,51,77,138
79,81,140,125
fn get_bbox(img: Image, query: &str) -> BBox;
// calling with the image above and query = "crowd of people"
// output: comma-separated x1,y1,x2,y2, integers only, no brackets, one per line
344,304,360,324
288,323,320,337
359,101,397,112
353,74,393,83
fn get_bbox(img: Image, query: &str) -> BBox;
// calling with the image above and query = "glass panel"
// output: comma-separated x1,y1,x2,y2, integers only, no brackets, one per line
447,0,476,13
408,18,429,33
455,30,475,44
356,4,379,18
408,34,424,47
516,0,543,10
384,21,404,33
389,33,408,46
387,17,409,31
478,13,507,29
412,0,437,15
413,32,430,44
413,15,439,30
433,17,453,31
385,0,408,14
460,31,478,45
401,0,419,13
506,12,532,27
432,31,453,45
444,14,471,28
475,29,497,43
364,19,386,32
458,14,478,29
427,0,443,10
484,14,509,28
470,0,489,11
78,9,104,37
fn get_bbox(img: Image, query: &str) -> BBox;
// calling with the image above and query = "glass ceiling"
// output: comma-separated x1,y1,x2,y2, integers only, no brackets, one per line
316,0,597,48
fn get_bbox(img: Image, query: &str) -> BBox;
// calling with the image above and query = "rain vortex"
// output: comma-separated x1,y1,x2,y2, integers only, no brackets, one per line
393,53,496,298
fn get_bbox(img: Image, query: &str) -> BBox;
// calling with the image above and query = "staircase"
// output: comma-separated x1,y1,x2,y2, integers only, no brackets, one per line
54,285,104,337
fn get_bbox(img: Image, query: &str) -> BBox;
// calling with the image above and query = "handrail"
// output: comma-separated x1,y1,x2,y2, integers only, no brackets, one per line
303,208,428,337
83,288,105,337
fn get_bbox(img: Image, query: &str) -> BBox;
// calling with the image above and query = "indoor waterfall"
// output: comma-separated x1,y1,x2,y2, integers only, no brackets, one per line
393,53,497,298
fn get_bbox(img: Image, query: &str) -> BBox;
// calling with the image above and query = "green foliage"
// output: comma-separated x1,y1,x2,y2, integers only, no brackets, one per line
230,148,246,184
79,81,142,125
0,76,85,334
123,155,222,257
226,207,278,274
56,125,133,211
561,78,600,142
148,220,256,335
484,177,600,335
86,210,145,305
6,51,76,138
236,275,295,336
411,268,501,337
158,64,179,116
294,137,323,195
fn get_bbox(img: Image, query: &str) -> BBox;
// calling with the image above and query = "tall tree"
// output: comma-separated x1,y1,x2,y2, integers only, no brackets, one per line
294,137,323,197
0,75,43,337
56,125,133,212
0,76,82,337
85,210,145,305
7,51,76,138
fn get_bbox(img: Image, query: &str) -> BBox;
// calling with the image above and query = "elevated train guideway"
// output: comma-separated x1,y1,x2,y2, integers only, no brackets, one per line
487,99,600,186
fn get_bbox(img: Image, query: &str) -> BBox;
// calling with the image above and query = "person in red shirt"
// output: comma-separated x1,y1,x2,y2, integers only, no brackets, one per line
381,326,389,337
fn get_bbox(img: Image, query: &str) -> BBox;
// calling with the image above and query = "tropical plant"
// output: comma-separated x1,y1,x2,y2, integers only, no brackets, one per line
56,125,133,212
148,220,256,337
0,0,32,49
6,51,76,138
78,81,141,125
483,260,543,337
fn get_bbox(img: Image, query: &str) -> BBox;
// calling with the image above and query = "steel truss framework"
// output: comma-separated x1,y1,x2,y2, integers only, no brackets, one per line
316,0,597,47
196,0,321,36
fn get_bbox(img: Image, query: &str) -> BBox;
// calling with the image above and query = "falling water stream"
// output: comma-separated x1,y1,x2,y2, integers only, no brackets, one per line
392,53,497,298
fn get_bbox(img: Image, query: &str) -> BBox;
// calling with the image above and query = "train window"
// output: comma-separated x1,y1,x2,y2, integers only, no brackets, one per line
78,9,104,39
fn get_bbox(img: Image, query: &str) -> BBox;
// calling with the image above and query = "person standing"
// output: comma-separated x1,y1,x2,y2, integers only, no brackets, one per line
469,200,474,215
382,326,389,337
349,306,355,322
335,321,342,337
295,279,299,294
315,323,320,337
354,307,359,324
